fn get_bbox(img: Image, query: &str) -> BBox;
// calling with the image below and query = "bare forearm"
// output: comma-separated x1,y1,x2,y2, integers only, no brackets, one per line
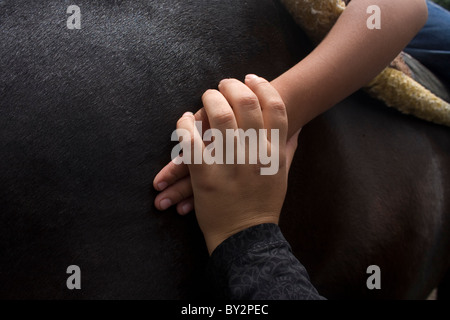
271,0,428,137
151,1,428,214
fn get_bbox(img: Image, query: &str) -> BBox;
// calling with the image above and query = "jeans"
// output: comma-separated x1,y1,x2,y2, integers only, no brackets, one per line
404,0,450,86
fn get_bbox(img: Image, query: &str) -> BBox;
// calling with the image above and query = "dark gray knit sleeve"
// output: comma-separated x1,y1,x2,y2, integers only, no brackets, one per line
206,223,326,300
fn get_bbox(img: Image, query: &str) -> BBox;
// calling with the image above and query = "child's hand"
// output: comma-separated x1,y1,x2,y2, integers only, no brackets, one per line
153,109,206,215
167,75,300,254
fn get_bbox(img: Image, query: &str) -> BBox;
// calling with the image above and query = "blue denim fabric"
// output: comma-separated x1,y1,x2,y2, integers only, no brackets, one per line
404,0,450,85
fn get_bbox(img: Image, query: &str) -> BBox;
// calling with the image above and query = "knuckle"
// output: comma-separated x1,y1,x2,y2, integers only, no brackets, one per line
213,111,235,126
174,188,187,201
236,94,259,109
269,98,286,112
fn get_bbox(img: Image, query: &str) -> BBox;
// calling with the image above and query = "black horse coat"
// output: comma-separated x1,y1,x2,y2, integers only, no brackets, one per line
1,0,449,299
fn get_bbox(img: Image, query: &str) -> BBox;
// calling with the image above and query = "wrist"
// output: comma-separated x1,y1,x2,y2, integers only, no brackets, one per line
203,215,279,256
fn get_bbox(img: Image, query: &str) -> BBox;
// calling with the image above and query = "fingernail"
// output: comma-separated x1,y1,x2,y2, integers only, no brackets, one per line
159,198,172,210
183,112,193,117
245,74,258,80
157,181,168,191
181,203,193,215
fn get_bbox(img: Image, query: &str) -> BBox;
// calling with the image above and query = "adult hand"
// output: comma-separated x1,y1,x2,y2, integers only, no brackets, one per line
172,75,300,254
